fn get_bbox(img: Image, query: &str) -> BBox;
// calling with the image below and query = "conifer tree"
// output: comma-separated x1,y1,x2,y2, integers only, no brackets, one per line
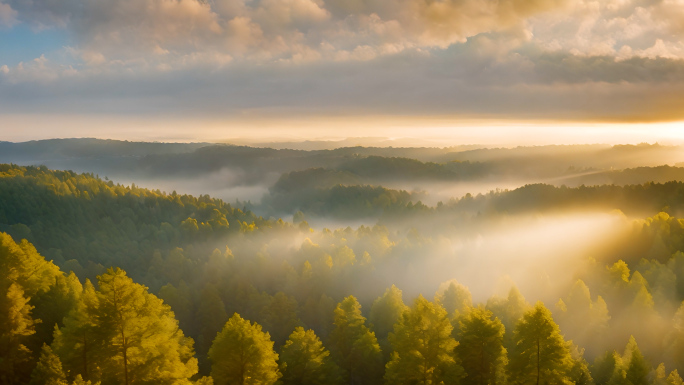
369,285,408,363
486,286,530,352
55,268,197,385
623,337,649,385
52,280,99,382
385,295,464,385
508,302,572,385
0,232,61,384
279,327,342,385
95,268,197,385
195,284,229,374
30,344,67,385
261,292,301,348
668,370,684,385
591,350,625,385
0,281,37,384
208,313,281,385
456,307,507,385
435,280,472,317
370,285,408,340
329,296,383,385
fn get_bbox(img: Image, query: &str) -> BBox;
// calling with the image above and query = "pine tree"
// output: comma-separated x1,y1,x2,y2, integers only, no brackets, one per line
486,286,530,352
52,279,100,383
279,327,342,385
261,292,301,348
329,296,383,385
623,337,649,385
508,302,572,385
369,285,408,363
54,268,198,385
195,284,229,374
667,370,684,385
435,280,472,317
456,307,507,385
0,232,61,384
0,281,37,384
384,295,464,385
208,313,281,385
591,350,625,385
29,344,67,385
95,268,197,385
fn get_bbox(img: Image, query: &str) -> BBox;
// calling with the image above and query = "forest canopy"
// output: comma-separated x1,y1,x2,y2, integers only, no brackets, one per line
2,139,684,385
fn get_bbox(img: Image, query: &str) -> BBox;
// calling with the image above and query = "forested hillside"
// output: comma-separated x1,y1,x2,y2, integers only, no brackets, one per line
3,139,684,206
4,163,684,384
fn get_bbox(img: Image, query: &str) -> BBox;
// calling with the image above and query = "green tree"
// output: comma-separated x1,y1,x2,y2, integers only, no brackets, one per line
668,370,683,385
385,295,464,385
0,232,62,384
30,344,67,385
623,337,649,385
554,280,610,357
279,327,342,385
456,307,507,385
52,279,100,382
508,302,572,385
195,284,229,374
566,343,592,385
435,280,472,317
57,268,198,385
591,350,625,385
0,281,37,384
261,292,301,348
486,286,530,352
370,285,408,339
369,285,408,362
329,296,383,385
208,313,281,385
31,272,83,352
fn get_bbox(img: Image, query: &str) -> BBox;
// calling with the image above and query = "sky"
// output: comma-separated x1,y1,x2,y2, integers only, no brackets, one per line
1,0,684,143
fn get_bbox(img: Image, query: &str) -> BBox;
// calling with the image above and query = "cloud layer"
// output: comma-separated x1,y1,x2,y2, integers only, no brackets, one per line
1,0,684,124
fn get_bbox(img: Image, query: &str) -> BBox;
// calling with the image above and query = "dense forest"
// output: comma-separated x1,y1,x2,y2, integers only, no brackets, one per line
3,139,684,385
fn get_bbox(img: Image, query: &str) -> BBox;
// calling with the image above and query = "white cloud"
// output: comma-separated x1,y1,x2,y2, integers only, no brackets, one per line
0,1,17,28
3,0,684,124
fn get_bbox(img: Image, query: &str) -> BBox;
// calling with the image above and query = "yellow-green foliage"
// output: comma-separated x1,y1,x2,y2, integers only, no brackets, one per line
208,313,281,385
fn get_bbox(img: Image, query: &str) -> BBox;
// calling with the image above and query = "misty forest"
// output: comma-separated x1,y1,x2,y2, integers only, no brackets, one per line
5,139,684,385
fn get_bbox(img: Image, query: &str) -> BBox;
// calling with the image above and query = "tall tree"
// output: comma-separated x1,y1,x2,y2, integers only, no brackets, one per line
434,280,472,317
96,268,197,385
369,285,408,362
329,296,383,385
456,307,507,385
591,350,625,385
29,344,67,385
261,292,301,348
508,302,572,385
0,282,37,384
51,279,100,383
384,295,464,385
195,284,229,374
486,286,530,352
208,313,281,385
623,337,649,385
668,370,684,385
0,233,62,385
554,279,610,357
279,327,342,385
54,268,198,385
